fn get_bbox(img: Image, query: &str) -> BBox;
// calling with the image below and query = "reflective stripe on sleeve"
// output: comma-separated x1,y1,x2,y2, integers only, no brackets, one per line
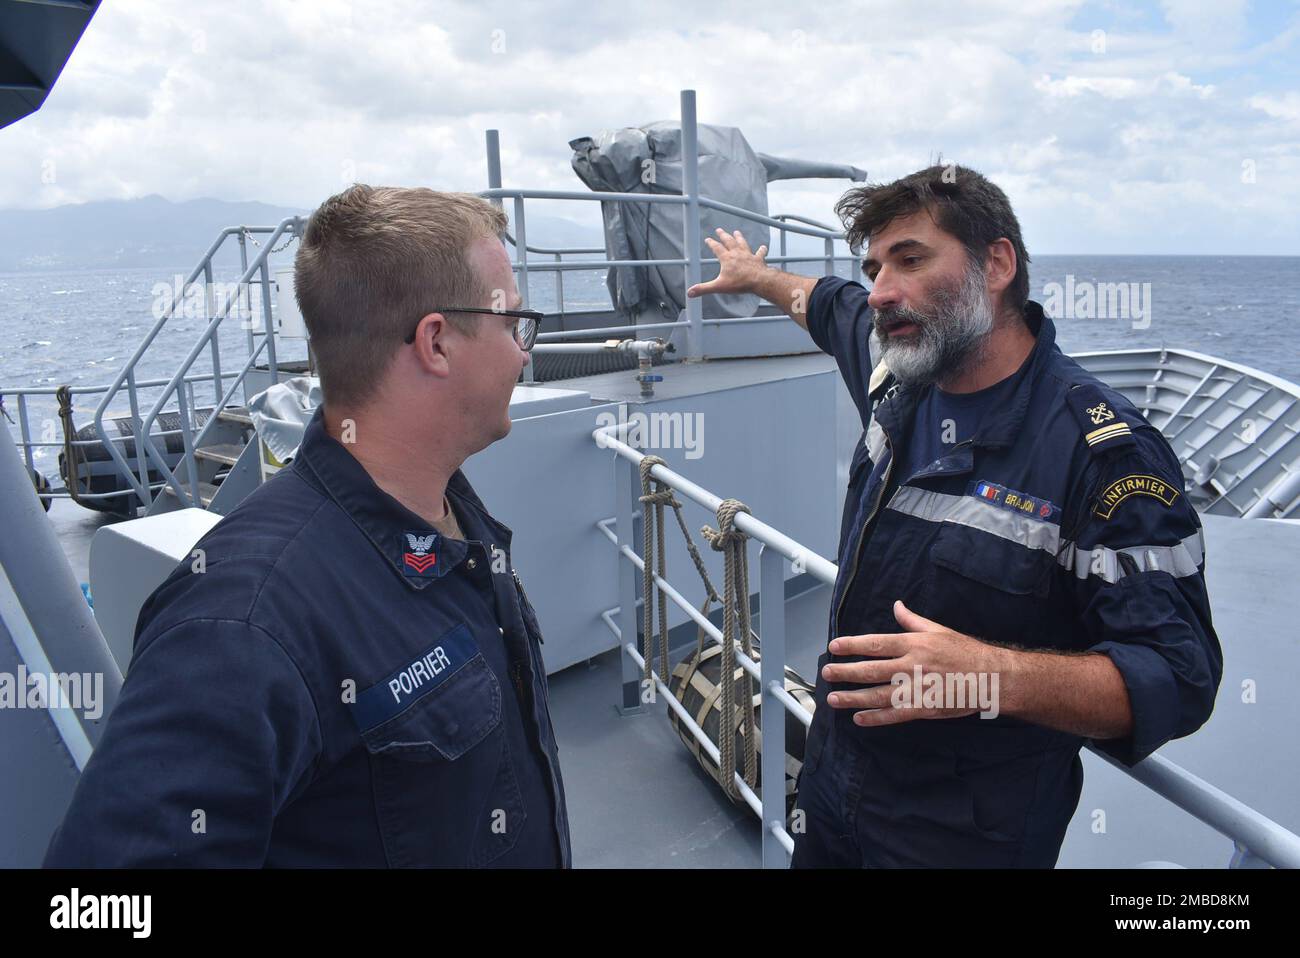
1056,530,1205,583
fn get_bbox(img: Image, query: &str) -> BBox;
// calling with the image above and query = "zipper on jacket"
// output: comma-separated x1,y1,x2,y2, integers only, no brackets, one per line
510,568,569,867
833,432,895,634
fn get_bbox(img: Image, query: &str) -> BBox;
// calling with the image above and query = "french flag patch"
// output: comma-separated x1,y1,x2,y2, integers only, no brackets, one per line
967,480,1060,524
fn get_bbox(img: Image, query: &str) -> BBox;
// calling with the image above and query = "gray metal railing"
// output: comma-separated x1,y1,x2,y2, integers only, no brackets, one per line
2,247,294,510
1,371,244,503
593,421,828,868
591,423,1300,870
479,89,861,368
477,179,859,338
0,223,300,510
94,219,303,509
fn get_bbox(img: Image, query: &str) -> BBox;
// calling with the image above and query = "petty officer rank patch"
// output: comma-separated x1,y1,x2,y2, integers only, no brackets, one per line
969,480,1061,523
402,530,439,576
1093,474,1179,519
348,623,478,731
1066,382,1137,453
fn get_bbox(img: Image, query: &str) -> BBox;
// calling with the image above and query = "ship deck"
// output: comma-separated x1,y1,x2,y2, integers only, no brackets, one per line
548,512,1300,867
50,495,1300,868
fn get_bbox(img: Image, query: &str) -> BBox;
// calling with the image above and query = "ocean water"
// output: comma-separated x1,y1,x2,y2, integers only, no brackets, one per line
2,255,1297,476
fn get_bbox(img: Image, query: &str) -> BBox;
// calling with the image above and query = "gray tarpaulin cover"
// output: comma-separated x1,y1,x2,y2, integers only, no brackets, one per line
247,376,321,463
570,122,865,322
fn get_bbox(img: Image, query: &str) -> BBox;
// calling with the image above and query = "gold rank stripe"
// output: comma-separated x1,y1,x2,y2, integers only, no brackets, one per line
1085,422,1132,445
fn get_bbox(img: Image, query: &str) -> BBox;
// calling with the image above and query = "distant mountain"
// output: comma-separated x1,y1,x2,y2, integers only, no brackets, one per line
0,195,606,272
0,196,308,272
506,209,607,253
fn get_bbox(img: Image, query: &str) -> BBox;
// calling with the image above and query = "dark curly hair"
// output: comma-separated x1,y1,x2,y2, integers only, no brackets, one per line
834,165,1030,313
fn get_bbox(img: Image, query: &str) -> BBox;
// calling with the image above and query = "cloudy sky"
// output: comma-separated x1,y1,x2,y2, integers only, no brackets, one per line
4,0,1298,254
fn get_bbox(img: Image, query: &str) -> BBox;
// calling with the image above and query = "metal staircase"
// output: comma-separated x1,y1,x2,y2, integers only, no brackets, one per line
83,218,307,516
151,405,261,515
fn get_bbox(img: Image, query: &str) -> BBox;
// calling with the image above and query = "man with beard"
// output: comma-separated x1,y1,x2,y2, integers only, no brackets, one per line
687,165,1221,868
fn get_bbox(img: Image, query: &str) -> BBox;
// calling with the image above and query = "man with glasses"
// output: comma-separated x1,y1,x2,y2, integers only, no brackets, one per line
45,186,571,868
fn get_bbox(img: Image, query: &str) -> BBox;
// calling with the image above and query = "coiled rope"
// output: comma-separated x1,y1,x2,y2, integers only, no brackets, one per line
55,385,85,507
701,498,758,800
638,454,757,800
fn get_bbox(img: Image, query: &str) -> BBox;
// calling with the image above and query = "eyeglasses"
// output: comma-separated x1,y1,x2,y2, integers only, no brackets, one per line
404,307,545,350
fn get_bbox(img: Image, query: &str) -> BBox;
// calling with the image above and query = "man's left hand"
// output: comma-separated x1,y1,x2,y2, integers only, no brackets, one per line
821,600,1007,726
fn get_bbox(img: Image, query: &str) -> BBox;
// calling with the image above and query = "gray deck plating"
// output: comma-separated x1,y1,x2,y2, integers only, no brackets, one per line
550,583,831,868
549,512,1300,868
1061,514,1300,868
45,497,115,587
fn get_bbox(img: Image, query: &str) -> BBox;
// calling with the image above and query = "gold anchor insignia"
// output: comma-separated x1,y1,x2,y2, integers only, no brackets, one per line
1086,402,1115,425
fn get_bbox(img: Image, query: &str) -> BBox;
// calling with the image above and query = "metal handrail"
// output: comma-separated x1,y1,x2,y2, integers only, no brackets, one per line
89,225,285,506
593,423,837,582
481,187,689,205
2,371,247,496
699,197,843,239
774,212,841,232
477,189,847,249
503,233,605,256
135,217,300,507
142,330,270,506
591,422,1300,870
593,516,814,729
1,369,244,398
491,251,855,276
479,92,858,365
594,420,829,866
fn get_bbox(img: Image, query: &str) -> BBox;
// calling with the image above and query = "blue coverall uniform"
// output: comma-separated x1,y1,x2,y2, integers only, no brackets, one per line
45,408,571,867
790,277,1223,868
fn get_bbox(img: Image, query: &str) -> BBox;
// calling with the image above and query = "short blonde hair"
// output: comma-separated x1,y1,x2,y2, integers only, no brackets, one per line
294,184,508,407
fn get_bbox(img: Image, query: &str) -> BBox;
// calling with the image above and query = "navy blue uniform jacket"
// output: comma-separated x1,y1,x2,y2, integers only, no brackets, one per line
799,276,1222,867
45,409,571,867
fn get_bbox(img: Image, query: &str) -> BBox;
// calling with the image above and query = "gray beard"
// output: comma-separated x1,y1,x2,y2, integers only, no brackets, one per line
873,261,995,388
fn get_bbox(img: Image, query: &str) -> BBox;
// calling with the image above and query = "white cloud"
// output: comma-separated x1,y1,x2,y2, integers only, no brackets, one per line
1034,71,1213,100
1249,92,1300,122
1160,0,1249,48
0,0,1295,253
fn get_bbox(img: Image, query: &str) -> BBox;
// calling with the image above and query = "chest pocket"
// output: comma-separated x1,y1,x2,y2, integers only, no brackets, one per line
925,519,1057,644
930,521,1056,596
360,648,526,867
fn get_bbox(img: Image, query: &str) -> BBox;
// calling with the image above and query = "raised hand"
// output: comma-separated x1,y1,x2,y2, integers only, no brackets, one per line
686,228,769,298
